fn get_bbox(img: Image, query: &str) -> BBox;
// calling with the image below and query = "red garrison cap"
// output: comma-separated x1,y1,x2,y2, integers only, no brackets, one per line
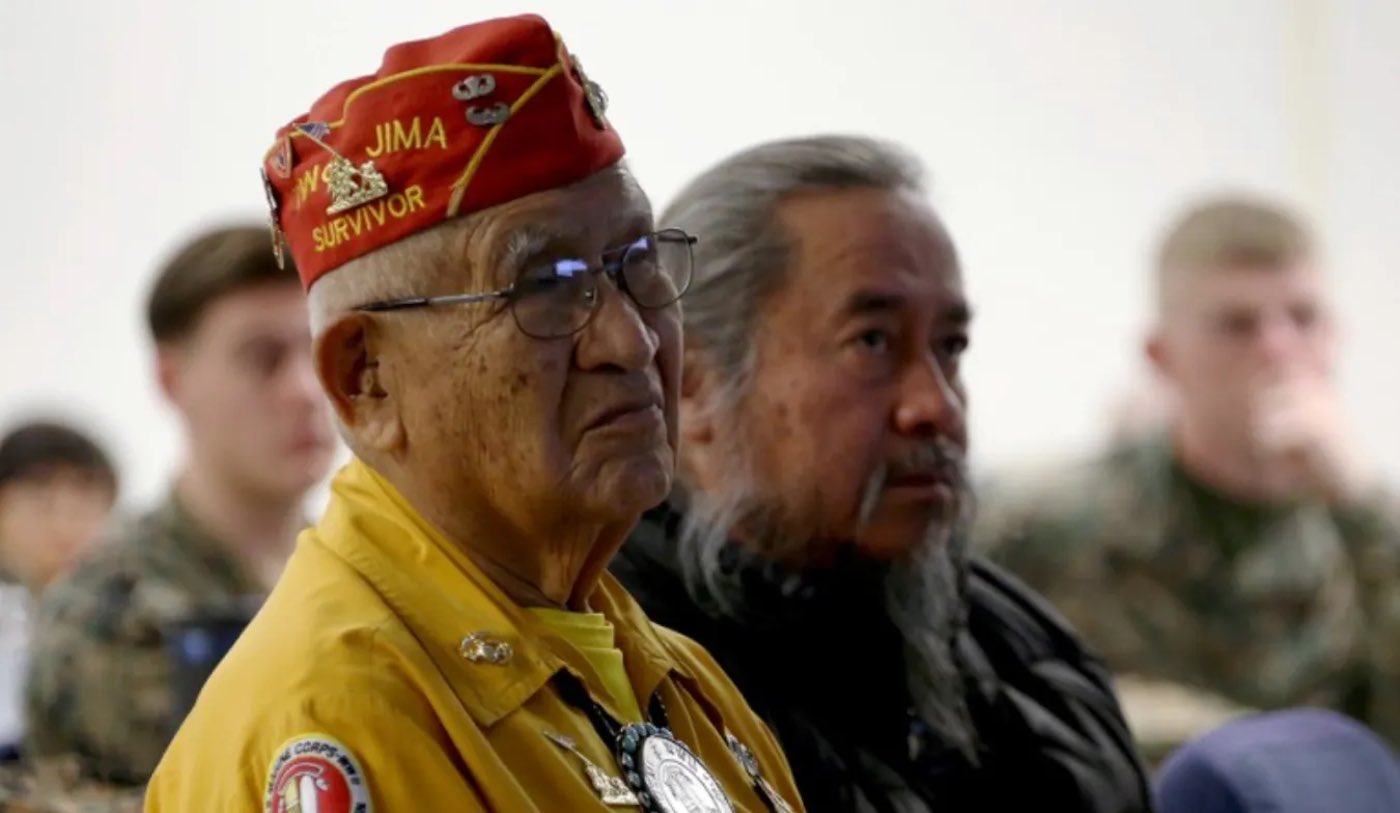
261,14,624,289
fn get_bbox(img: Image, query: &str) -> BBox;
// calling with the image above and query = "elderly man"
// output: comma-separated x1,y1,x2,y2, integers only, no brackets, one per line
610,136,1153,812
145,15,803,813
976,196,1400,753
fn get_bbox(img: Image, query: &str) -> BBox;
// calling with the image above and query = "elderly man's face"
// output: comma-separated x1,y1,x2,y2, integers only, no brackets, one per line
715,187,970,560
384,169,679,530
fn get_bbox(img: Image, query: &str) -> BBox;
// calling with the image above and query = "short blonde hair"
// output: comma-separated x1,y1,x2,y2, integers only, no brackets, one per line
1156,196,1315,309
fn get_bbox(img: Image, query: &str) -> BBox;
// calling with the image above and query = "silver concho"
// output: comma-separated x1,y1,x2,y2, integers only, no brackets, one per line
618,724,732,813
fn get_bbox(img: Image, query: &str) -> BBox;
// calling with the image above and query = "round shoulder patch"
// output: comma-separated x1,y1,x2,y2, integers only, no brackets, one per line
265,734,373,813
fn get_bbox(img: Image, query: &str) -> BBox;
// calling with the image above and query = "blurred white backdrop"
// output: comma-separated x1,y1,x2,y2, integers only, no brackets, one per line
0,0,1395,510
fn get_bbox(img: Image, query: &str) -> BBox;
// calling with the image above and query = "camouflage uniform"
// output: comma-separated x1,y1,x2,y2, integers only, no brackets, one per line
0,579,29,750
21,496,266,785
0,759,144,813
974,433,1400,749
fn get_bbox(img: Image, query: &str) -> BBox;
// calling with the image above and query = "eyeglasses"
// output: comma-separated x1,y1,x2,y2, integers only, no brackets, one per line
355,229,697,339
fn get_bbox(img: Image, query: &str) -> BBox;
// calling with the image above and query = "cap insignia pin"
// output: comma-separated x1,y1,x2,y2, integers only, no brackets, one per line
294,122,389,215
466,102,511,127
261,168,287,269
570,54,608,127
452,74,497,101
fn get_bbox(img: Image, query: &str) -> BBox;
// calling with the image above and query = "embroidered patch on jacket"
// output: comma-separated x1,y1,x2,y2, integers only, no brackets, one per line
264,734,373,813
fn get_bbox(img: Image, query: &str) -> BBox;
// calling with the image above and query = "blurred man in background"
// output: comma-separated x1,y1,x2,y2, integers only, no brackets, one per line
613,135,1152,812
0,421,117,757
976,196,1400,755
23,225,335,785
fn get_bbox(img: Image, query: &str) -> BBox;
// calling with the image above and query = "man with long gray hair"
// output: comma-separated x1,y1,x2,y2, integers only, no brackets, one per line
611,135,1152,811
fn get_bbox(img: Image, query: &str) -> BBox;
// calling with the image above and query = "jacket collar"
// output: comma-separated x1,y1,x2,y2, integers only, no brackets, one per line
313,459,693,727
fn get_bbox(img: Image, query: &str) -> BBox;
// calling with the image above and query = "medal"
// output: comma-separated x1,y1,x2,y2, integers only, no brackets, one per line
616,723,733,813
544,730,639,807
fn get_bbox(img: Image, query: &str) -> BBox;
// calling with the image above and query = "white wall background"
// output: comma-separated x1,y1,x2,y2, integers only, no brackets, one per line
0,0,1396,511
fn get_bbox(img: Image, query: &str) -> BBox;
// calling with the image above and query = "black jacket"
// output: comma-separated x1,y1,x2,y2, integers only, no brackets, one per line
612,501,1155,812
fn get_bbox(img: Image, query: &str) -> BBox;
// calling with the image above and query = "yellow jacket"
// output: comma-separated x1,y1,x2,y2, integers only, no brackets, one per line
145,460,803,812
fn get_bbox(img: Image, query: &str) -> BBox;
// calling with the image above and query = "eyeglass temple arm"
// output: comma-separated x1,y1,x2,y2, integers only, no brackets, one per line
356,291,508,312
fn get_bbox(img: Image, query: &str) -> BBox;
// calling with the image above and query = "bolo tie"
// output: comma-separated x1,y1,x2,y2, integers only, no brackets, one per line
552,672,793,813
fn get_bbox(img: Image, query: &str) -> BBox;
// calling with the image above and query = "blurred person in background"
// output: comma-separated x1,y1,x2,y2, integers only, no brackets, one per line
23,225,335,785
0,421,118,594
975,195,1400,755
612,135,1153,812
0,421,117,758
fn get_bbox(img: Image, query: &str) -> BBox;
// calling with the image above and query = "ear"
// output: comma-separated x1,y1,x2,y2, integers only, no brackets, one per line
1144,328,1170,379
679,346,721,448
314,314,404,454
155,343,183,406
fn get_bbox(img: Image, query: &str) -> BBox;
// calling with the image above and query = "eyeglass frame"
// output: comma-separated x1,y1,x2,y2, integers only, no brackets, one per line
352,228,698,338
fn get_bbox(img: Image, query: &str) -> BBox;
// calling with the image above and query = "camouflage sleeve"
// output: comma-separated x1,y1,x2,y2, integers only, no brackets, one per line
1336,491,1400,745
970,459,1155,676
22,565,176,785
971,470,1098,599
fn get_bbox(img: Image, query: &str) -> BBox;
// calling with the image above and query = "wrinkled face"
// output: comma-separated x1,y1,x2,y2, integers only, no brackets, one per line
376,169,680,532
1152,261,1335,439
0,468,115,591
161,282,336,501
708,187,971,561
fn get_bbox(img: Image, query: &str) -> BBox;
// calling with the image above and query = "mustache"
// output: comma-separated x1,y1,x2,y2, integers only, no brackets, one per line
889,436,966,481
857,436,968,529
